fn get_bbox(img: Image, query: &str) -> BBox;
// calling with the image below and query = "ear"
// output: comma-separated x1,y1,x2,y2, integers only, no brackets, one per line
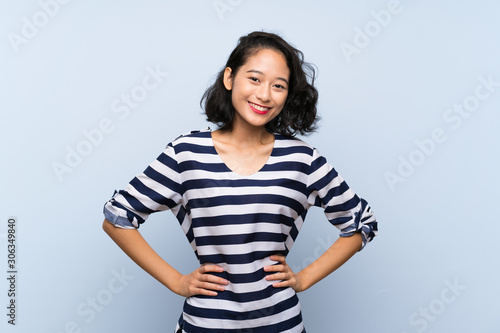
223,67,233,91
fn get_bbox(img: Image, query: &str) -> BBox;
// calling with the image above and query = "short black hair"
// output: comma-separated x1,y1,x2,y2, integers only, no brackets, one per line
201,31,319,137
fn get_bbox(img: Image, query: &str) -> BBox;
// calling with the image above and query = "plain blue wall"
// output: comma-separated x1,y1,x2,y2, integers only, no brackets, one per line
1,1,499,332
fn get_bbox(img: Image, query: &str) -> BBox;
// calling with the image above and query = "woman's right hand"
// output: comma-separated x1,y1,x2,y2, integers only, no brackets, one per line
174,265,229,297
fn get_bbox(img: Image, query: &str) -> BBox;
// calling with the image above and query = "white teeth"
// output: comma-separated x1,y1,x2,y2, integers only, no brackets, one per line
250,102,270,111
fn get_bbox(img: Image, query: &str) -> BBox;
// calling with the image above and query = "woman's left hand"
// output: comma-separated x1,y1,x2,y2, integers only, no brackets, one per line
264,255,306,292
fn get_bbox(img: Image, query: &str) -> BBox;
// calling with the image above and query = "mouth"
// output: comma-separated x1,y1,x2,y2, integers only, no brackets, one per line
248,102,271,115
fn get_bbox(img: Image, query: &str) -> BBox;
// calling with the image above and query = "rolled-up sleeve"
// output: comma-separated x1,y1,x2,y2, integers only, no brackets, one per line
103,143,183,229
306,148,378,250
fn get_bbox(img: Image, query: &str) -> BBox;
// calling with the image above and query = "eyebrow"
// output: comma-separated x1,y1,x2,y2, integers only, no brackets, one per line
245,70,289,85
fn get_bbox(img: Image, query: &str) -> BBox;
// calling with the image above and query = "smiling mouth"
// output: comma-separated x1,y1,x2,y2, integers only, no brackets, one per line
248,102,271,114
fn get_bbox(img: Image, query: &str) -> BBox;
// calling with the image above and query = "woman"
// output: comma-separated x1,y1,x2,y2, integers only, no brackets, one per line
103,31,378,332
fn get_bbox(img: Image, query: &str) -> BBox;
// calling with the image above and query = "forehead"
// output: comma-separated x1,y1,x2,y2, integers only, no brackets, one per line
240,49,290,78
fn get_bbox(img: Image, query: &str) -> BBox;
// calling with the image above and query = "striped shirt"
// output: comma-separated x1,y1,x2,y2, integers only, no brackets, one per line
103,128,378,332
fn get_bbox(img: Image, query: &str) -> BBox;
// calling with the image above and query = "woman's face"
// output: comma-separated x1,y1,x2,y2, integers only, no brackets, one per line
223,48,290,130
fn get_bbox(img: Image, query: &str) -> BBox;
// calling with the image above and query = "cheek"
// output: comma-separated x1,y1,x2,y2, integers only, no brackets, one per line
270,110,282,121
231,91,241,109
230,93,246,114
276,93,288,109
231,82,246,102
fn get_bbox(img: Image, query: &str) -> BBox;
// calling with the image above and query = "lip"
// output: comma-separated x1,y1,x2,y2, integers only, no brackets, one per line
248,101,271,115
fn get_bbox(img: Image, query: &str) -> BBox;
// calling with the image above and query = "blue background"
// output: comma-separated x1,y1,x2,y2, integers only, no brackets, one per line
1,1,499,332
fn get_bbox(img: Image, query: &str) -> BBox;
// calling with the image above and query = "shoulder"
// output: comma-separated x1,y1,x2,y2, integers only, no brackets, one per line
171,127,212,142
167,128,212,148
273,134,332,172
274,134,317,157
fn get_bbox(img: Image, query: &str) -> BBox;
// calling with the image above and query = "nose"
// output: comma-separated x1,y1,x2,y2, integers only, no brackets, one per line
255,83,271,102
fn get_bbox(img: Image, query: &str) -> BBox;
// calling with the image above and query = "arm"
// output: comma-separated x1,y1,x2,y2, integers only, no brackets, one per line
270,148,377,291
264,232,362,292
102,219,228,297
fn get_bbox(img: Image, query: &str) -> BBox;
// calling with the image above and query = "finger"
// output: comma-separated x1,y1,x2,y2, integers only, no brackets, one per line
263,264,285,273
270,255,286,262
271,279,293,288
199,264,224,274
198,281,227,292
192,286,219,297
200,273,229,286
265,272,290,282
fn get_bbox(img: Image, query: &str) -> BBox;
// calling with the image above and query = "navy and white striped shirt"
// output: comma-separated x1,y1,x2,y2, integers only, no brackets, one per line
103,128,378,332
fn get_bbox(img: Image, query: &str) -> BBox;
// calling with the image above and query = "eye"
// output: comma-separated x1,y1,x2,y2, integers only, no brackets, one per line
274,84,287,90
249,77,260,82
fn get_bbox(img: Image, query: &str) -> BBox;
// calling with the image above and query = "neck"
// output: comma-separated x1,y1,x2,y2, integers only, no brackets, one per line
221,118,273,148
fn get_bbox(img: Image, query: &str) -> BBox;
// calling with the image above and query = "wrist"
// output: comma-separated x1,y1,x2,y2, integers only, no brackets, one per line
161,270,184,295
296,270,313,292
